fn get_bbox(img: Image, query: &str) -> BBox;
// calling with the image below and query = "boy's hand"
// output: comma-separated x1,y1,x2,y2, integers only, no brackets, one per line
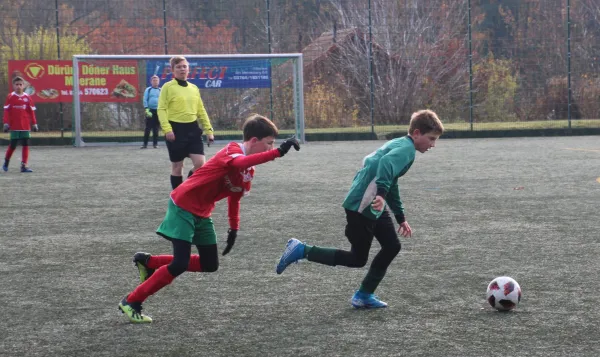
165,131,175,141
145,108,152,118
2,124,8,132
371,195,386,211
398,221,412,238
222,229,238,256
278,136,300,156
207,133,214,147
32,124,39,132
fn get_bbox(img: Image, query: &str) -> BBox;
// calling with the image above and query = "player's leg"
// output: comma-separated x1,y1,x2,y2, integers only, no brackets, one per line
187,125,206,177
194,245,218,272
141,117,151,149
191,217,219,272
151,111,159,148
133,217,218,280
119,200,195,323
166,122,188,189
20,136,32,172
276,210,374,274
120,240,190,323
352,211,401,309
3,138,18,171
188,154,206,177
166,136,185,189
134,251,201,283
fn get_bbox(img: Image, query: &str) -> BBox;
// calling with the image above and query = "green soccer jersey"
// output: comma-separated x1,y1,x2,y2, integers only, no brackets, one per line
342,136,415,221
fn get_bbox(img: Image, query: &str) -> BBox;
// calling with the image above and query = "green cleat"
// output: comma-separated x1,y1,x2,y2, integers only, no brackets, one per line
133,252,155,284
118,297,152,323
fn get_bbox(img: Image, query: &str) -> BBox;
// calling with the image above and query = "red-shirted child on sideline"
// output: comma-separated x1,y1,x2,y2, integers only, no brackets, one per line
3,76,39,173
118,113,300,323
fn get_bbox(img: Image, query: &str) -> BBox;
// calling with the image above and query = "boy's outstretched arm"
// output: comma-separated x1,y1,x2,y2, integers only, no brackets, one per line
230,137,300,170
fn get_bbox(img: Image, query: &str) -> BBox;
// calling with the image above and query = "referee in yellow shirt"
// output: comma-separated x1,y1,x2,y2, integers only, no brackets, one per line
158,56,215,189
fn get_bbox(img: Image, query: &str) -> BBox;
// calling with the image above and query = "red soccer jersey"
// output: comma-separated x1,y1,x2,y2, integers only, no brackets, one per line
170,142,282,230
3,92,37,131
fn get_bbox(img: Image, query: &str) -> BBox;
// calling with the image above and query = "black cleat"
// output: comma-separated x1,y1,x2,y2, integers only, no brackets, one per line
133,252,155,283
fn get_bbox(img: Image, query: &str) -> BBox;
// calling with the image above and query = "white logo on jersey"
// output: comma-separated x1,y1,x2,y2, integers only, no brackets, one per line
241,170,253,183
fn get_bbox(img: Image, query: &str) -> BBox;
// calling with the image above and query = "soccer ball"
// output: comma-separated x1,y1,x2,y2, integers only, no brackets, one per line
486,276,522,311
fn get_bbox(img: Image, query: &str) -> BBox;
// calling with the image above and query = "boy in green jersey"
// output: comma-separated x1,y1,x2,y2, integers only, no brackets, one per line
275,109,444,308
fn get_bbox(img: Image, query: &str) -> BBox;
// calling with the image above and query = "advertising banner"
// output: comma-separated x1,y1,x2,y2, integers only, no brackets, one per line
146,59,271,89
8,60,140,103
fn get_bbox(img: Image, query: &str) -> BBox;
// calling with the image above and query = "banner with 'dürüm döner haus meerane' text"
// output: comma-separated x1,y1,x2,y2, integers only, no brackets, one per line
8,60,139,103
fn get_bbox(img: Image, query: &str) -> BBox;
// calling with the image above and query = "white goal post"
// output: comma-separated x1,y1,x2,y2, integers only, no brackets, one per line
71,53,305,147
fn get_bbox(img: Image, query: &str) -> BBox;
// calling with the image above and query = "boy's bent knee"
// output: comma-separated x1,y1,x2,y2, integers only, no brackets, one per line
202,262,219,273
388,241,401,256
347,254,369,268
167,257,190,277
201,255,219,272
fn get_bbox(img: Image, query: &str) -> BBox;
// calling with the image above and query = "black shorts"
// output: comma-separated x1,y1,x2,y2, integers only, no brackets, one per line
344,209,396,248
166,121,204,162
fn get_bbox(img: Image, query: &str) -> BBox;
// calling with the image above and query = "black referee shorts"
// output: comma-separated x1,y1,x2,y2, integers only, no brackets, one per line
166,121,205,162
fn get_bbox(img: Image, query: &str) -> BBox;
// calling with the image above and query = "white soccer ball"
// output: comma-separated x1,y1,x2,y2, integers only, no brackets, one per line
486,276,522,311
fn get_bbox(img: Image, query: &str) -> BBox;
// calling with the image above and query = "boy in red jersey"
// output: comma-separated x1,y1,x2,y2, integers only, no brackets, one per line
3,76,39,173
118,114,300,323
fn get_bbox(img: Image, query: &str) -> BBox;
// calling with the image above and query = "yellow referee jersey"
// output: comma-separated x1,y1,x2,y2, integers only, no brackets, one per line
157,79,213,134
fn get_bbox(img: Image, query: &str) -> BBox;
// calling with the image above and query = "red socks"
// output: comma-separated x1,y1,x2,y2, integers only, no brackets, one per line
126,255,203,303
5,146,15,160
127,266,175,303
22,146,29,165
146,254,202,272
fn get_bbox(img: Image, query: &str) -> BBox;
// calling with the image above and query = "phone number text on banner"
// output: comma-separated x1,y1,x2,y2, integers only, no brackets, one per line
8,60,139,103
146,59,271,89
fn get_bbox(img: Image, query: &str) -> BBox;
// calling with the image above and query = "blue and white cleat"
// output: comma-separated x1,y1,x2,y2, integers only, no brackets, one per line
20,166,33,173
276,238,305,274
2,163,7,172
350,290,388,309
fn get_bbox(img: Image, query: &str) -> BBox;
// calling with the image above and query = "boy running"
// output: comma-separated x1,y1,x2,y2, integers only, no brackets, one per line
118,114,300,323
275,109,444,309
3,76,38,172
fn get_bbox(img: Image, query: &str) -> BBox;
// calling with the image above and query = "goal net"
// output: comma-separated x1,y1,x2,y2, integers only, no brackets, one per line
71,54,305,147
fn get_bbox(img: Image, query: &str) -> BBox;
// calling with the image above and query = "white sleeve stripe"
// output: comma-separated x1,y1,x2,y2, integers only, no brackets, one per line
3,105,9,109
229,153,243,158
31,106,36,110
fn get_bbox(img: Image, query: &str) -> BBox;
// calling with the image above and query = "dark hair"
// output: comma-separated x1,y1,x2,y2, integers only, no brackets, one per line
242,114,279,141
12,76,24,84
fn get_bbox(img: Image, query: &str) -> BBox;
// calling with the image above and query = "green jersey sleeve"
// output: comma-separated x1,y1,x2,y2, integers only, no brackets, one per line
386,178,404,214
374,147,413,197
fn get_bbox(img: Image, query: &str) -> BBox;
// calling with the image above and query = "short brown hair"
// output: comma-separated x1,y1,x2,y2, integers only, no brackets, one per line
408,109,444,136
12,76,24,84
169,56,187,69
242,114,279,141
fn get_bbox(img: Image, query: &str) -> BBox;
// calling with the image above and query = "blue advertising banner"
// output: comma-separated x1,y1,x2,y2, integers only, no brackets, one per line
146,59,271,89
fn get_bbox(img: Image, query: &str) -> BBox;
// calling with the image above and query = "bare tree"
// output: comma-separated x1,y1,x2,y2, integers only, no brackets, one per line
323,0,469,124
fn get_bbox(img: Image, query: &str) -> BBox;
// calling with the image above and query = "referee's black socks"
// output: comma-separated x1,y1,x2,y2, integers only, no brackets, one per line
170,175,183,190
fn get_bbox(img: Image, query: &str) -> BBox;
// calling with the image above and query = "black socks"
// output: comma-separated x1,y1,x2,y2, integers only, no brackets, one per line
170,175,183,189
